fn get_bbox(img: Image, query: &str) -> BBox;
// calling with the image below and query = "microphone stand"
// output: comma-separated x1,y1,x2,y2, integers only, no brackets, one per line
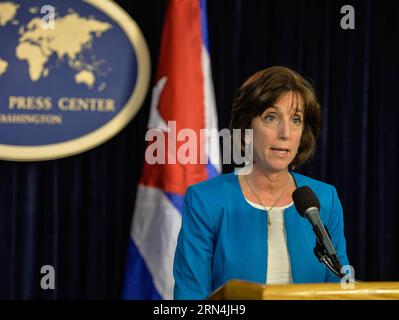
314,232,362,284
314,238,343,279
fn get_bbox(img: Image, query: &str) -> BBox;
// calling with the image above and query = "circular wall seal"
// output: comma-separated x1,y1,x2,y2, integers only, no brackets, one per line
0,0,150,161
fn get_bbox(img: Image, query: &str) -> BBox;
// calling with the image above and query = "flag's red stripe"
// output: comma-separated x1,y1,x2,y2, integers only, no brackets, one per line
140,0,208,195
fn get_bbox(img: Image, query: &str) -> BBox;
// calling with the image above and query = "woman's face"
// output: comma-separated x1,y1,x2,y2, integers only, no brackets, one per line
251,91,304,173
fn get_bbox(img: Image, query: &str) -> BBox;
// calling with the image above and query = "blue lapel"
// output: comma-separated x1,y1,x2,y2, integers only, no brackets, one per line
285,172,325,283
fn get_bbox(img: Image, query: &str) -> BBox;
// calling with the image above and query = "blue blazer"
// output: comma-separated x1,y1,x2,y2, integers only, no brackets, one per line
173,172,349,300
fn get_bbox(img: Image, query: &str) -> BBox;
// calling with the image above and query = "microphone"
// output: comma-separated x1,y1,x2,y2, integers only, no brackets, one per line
292,186,343,277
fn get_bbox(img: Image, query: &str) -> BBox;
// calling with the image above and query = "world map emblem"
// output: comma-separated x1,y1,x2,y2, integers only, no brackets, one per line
0,0,150,160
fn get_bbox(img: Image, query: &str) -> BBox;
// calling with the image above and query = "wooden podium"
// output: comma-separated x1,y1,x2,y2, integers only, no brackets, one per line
207,280,399,300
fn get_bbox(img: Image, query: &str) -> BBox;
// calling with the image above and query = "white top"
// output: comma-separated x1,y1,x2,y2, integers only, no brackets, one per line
245,198,293,285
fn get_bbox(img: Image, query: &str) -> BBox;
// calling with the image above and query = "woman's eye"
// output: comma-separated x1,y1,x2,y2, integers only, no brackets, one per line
264,115,276,122
292,116,302,125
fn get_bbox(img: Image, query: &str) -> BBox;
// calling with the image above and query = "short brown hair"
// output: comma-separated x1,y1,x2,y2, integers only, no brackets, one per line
229,66,322,169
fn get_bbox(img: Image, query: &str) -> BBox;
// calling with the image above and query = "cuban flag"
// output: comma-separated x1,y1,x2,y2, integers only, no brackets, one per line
122,0,221,299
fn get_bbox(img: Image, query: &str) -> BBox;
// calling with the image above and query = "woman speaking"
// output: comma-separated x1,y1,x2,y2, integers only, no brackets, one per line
173,66,349,299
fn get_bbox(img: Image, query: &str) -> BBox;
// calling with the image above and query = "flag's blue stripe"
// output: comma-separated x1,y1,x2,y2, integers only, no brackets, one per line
164,192,184,214
199,0,210,53
121,238,162,300
207,161,219,179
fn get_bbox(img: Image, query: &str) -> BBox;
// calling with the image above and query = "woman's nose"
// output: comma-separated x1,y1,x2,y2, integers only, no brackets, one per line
279,119,290,140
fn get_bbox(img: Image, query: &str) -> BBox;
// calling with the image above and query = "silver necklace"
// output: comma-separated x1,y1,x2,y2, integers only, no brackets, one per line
244,173,290,225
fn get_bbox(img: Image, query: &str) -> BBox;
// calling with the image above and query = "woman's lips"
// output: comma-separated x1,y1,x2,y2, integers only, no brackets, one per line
270,147,290,157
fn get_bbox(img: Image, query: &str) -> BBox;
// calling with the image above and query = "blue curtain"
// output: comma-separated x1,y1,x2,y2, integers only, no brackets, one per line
208,0,399,282
1,0,398,299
